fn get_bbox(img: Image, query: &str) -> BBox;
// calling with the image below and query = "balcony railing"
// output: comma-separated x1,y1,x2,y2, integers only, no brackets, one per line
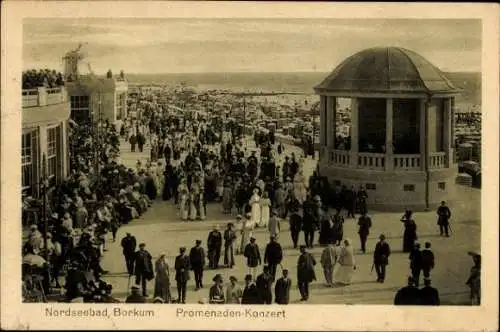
394,154,421,170
22,87,67,108
429,152,447,169
324,149,448,170
329,149,350,167
358,152,385,170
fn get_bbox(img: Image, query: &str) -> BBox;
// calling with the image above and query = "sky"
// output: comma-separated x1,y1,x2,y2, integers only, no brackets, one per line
23,18,481,74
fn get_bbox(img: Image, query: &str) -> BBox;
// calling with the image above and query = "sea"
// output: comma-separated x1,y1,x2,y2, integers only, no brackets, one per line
125,71,481,110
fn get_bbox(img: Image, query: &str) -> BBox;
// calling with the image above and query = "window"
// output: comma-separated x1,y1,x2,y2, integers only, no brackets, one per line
22,132,33,190
22,130,39,196
70,95,91,124
334,180,341,186
438,182,446,190
47,126,60,180
403,184,415,192
366,183,376,190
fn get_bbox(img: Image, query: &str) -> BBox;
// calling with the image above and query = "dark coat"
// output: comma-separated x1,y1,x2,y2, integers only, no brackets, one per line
437,206,451,225
209,284,225,304
256,273,273,304
207,230,222,250
134,250,154,280
357,216,372,236
241,283,260,304
421,249,435,270
394,286,421,305
419,286,440,305
297,252,316,283
274,277,291,304
121,236,137,256
244,243,261,268
189,246,206,269
264,242,283,265
223,229,237,247
374,241,391,265
174,254,191,283
409,248,422,270
289,212,303,232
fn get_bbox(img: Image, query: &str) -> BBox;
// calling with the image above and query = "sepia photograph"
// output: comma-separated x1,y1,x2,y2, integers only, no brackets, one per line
2,2,498,331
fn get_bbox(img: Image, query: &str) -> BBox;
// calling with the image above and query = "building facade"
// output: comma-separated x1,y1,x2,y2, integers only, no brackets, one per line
315,47,460,211
22,86,70,198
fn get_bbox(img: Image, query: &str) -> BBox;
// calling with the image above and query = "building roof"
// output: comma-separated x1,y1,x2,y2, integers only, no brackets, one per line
66,74,127,95
314,47,460,96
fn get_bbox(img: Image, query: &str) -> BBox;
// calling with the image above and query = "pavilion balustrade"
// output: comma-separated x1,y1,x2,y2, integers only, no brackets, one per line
323,149,447,170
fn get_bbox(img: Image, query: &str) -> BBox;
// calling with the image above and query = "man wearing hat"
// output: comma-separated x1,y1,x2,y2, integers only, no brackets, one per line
256,265,273,304
175,247,191,304
297,245,316,301
274,269,291,305
373,234,391,283
209,274,225,304
436,200,452,237
189,240,206,290
244,237,262,279
418,278,440,305
357,212,372,254
264,235,283,282
207,225,222,269
409,242,423,287
126,285,147,303
121,232,137,276
134,243,154,297
223,223,237,268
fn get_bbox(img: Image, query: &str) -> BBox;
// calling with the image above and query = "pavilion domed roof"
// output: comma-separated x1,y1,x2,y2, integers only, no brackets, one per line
314,47,460,95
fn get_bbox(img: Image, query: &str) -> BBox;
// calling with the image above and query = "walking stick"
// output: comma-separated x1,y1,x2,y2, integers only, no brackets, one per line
370,263,374,274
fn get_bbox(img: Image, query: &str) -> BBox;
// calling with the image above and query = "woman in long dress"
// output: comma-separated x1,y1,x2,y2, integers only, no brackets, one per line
259,191,271,228
222,178,233,214
401,209,418,252
335,238,356,285
293,169,307,204
249,188,261,228
225,276,243,304
179,187,189,221
154,254,171,303
188,192,198,221
239,214,254,254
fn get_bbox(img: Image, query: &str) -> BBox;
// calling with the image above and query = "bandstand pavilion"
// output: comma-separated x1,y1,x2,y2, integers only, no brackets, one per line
314,47,460,211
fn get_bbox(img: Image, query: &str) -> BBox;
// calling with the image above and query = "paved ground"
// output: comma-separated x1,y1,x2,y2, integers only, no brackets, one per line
100,136,480,305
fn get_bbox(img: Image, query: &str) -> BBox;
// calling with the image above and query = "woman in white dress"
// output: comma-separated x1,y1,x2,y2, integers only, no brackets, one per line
293,169,307,204
179,186,189,221
249,188,261,228
239,213,254,254
335,238,356,285
259,191,271,228
225,276,243,304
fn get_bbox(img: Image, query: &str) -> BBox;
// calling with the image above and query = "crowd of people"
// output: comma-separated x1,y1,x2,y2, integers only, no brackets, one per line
22,69,65,90
22,120,154,303
21,96,480,305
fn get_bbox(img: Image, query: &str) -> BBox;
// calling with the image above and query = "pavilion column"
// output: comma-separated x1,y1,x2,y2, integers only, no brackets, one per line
443,98,453,167
319,96,327,160
349,97,358,168
384,98,394,171
327,96,336,149
450,96,456,163
419,99,428,171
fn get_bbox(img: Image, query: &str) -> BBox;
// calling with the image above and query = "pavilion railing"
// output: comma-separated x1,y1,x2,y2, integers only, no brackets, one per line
394,154,421,170
357,152,385,170
329,149,350,167
429,152,447,169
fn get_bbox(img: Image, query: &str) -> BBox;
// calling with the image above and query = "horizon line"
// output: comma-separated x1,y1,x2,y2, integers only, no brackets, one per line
120,70,481,75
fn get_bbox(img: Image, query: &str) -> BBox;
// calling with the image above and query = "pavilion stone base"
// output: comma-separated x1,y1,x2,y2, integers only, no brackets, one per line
319,162,458,212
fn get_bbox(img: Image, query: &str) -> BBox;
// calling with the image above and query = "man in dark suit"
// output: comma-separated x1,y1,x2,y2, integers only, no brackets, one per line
207,226,222,269
189,240,206,290
244,237,261,279
175,247,191,304
436,201,451,237
125,285,147,303
134,243,153,297
409,243,423,286
421,242,435,279
241,274,259,304
256,265,273,304
373,234,391,283
274,269,292,305
264,235,283,282
121,232,137,276
357,213,372,253
297,245,316,301
419,278,440,305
